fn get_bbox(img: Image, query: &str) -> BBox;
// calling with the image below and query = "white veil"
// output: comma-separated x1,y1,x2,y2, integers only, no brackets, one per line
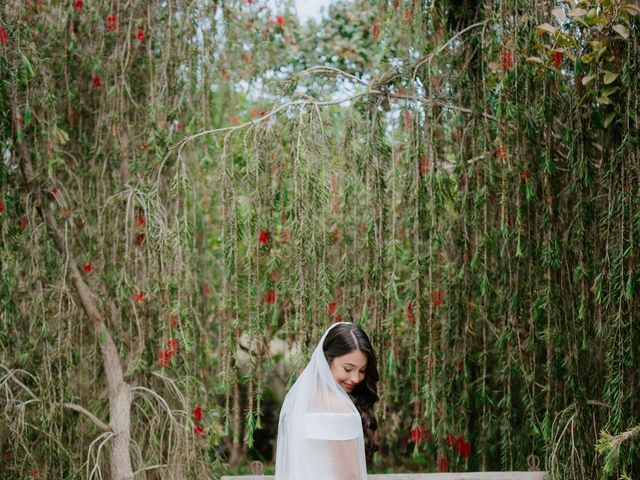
275,322,368,480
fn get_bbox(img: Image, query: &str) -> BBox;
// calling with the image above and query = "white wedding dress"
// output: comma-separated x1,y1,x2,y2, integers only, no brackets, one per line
275,322,368,480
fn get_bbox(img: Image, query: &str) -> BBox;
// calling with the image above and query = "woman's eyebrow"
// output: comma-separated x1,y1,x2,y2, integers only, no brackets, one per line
345,362,367,369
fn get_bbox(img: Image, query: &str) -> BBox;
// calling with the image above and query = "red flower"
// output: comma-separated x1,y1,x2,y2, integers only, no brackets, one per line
523,169,531,181
202,284,212,296
331,227,340,242
18,217,27,230
106,15,117,32
392,0,400,8
193,405,203,422
280,229,290,243
83,263,93,273
176,122,184,130
276,16,284,27
194,425,205,436
433,289,443,308
0,27,8,45
553,50,562,68
136,215,146,227
242,53,251,63
49,188,60,200
133,291,145,303
140,143,148,149
455,435,465,455
165,338,178,354
328,301,337,315
258,229,270,246
167,314,179,328
137,29,144,41
438,457,449,472
92,75,102,88
420,158,430,175
0,199,4,214
159,349,172,366
411,425,423,444
372,20,380,40
462,440,472,460
135,233,145,246
406,303,415,325
263,288,276,305
502,49,513,72
220,67,229,78
230,115,238,125
73,0,84,11
444,432,455,446
497,143,508,161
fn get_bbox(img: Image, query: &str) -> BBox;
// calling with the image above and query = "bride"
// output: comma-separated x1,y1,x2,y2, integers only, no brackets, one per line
275,322,379,479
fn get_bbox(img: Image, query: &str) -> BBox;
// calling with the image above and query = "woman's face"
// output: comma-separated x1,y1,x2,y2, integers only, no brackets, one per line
330,349,368,394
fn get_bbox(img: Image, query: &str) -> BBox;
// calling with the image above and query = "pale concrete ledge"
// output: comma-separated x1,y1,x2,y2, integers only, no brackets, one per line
222,472,549,480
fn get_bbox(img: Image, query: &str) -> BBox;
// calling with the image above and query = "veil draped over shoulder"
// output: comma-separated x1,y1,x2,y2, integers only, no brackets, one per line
274,322,367,480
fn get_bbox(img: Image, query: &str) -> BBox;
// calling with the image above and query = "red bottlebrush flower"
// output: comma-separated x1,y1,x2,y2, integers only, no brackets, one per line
455,435,465,455
276,16,285,27
193,405,203,422
167,314,179,328
242,53,251,63
49,188,60,200
497,143,508,161
420,158,430,175
220,67,229,78
263,288,276,305
411,425,423,444
553,50,562,68
0,27,8,45
137,29,144,41
230,115,238,125
18,217,27,230
83,263,93,273
433,289,443,308
159,349,171,366
444,432,455,446
166,338,178,354
328,301,337,315
438,457,449,472
135,233,145,246
176,122,184,131
92,75,102,88
280,229,290,243
502,49,513,72
73,0,84,11
331,227,340,242
523,169,531,181
202,284,212,296
406,303,415,326
194,425,205,436
133,291,145,303
404,10,413,24
462,440,472,460
372,20,380,40
136,215,146,227
0,199,4,214
258,229,270,246
140,143,147,149
392,0,400,8
106,15,117,32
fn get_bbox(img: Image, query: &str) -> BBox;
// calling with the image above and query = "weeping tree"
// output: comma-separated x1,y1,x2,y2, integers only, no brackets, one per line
193,0,639,478
1,0,639,479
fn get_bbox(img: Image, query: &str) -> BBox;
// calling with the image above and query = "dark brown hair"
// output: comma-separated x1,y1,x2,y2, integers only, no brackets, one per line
323,322,379,465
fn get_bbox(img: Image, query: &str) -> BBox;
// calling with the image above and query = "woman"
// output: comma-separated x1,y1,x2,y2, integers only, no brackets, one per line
275,322,379,480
